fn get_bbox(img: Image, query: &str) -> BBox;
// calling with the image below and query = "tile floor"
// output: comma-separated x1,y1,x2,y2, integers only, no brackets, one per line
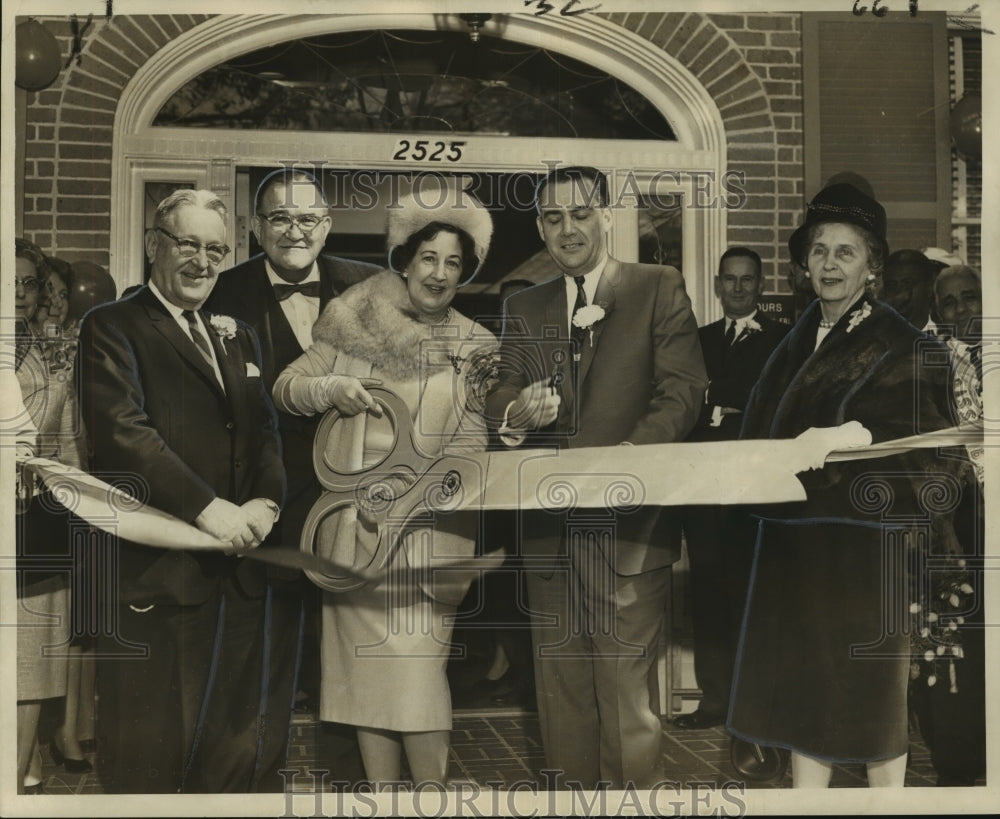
30,701,963,796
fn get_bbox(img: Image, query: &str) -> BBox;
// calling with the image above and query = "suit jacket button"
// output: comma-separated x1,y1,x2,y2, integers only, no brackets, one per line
226,421,235,430
234,459,243,468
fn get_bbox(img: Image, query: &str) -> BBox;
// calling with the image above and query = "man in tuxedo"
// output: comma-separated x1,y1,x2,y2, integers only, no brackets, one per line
205,169,378,788
77,189,286,792
485,166,707,789
675,247,788,730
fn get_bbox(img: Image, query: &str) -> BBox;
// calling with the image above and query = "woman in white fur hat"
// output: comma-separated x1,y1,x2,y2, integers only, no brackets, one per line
273,183,497,787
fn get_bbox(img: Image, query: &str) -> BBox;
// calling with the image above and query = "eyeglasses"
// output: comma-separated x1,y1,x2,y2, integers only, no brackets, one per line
257,211,329,233
15,277,40,292
156,227,230,265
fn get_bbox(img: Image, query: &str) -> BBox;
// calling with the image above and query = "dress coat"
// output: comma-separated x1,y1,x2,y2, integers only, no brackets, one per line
207,252,379,542
727,295,961,762
272,269,498,732
484,258,707,575
689,312,789,442
76,285,285,792
483,258,706,788
77,286,285,604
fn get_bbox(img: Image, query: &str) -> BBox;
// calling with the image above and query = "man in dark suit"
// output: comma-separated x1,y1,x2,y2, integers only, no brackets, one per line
485,166,707,789
675,247,788,730
77,189,286,793
205,169,378,789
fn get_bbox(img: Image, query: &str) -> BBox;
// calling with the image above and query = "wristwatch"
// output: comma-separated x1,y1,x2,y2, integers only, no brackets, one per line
262,498,280,523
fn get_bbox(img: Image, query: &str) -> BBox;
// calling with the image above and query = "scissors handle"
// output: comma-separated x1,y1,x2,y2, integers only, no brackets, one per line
304,386,480,592
312,385,430,493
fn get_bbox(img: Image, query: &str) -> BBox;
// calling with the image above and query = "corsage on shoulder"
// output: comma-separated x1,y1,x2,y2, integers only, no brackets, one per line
845,302,872,334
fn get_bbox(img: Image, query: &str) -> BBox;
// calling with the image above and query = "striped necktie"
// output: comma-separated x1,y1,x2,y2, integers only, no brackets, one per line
182,310,215,369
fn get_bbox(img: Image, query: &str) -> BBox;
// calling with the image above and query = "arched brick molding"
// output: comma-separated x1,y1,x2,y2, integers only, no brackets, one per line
109,13,733,312
21,12,804,295
21,15,211,265
608,11,803,292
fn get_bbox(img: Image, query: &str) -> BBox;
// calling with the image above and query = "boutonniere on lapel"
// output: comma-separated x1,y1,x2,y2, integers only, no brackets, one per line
572,304,608,347
736,316,762,342
845,302,872,334
208,314,238,341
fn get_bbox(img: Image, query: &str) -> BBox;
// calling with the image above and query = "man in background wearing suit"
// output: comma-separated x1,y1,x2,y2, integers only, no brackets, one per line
485,166,707,789
206,169,378,788
77,189,286,792
675,247,788,730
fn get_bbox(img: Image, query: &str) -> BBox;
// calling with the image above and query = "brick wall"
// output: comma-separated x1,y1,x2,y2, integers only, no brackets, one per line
19,15,210,267
607,11,804,294
19,12,805,293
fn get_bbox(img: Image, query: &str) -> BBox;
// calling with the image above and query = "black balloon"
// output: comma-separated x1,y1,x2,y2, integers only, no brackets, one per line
950,94,982,160
15,19,62,92
67,260,117,320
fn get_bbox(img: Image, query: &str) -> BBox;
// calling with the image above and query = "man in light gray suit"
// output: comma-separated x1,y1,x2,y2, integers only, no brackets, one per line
485,165,707,789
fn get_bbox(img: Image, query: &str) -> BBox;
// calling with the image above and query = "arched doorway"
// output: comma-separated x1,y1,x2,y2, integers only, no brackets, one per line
111,13,729,321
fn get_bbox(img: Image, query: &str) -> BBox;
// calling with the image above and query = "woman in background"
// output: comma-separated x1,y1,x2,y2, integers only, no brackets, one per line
14,239,86,791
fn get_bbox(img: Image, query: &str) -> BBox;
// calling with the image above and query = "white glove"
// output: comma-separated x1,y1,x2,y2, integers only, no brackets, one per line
793,421,872,471
311,376,383,417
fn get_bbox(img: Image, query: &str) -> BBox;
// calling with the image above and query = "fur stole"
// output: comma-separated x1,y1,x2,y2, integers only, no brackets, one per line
311,268,493,382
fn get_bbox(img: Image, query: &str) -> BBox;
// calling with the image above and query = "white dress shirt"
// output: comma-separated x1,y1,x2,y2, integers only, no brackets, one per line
722,309,760,345
500,258,608,445
149,281,225,389
563,258,606,333
266,260,321,351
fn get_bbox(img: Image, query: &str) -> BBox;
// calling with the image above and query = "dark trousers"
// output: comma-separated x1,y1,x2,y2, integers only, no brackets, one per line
680,505,741,716
250,582,305,792
95,583,267,793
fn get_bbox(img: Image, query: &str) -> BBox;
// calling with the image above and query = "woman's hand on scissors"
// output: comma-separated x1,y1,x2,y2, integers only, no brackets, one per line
320,376,384,417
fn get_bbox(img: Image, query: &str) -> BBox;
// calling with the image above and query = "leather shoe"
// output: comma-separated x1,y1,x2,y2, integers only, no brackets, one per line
49,740,93,773
673,709,725,730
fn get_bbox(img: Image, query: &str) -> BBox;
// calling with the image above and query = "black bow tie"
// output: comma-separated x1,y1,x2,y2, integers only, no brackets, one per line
273,281,321,301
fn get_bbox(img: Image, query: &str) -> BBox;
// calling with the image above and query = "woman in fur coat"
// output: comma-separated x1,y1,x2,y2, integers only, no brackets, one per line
273,186,497,787
726,184,961,788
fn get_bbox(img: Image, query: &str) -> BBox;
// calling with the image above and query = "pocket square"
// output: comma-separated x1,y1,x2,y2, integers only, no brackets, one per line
246,362,261,377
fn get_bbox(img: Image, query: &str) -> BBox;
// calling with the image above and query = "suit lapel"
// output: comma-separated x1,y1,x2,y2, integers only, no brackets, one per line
577,259,618,389
207,317,240,399
318,256,338,311
538,277,574,416
140,289,226,397
256,264,307,384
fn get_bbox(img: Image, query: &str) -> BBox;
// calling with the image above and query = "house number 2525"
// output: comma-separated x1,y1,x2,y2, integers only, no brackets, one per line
392,139,467,162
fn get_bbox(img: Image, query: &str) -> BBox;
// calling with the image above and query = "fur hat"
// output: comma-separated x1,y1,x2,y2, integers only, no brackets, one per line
386,183,493,286
788,183,889,268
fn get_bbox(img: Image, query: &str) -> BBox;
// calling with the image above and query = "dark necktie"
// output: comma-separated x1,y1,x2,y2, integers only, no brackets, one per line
273,281,322,301
182,309,215,369
571,275,588,383
724,319,737,346
571,276,587,334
